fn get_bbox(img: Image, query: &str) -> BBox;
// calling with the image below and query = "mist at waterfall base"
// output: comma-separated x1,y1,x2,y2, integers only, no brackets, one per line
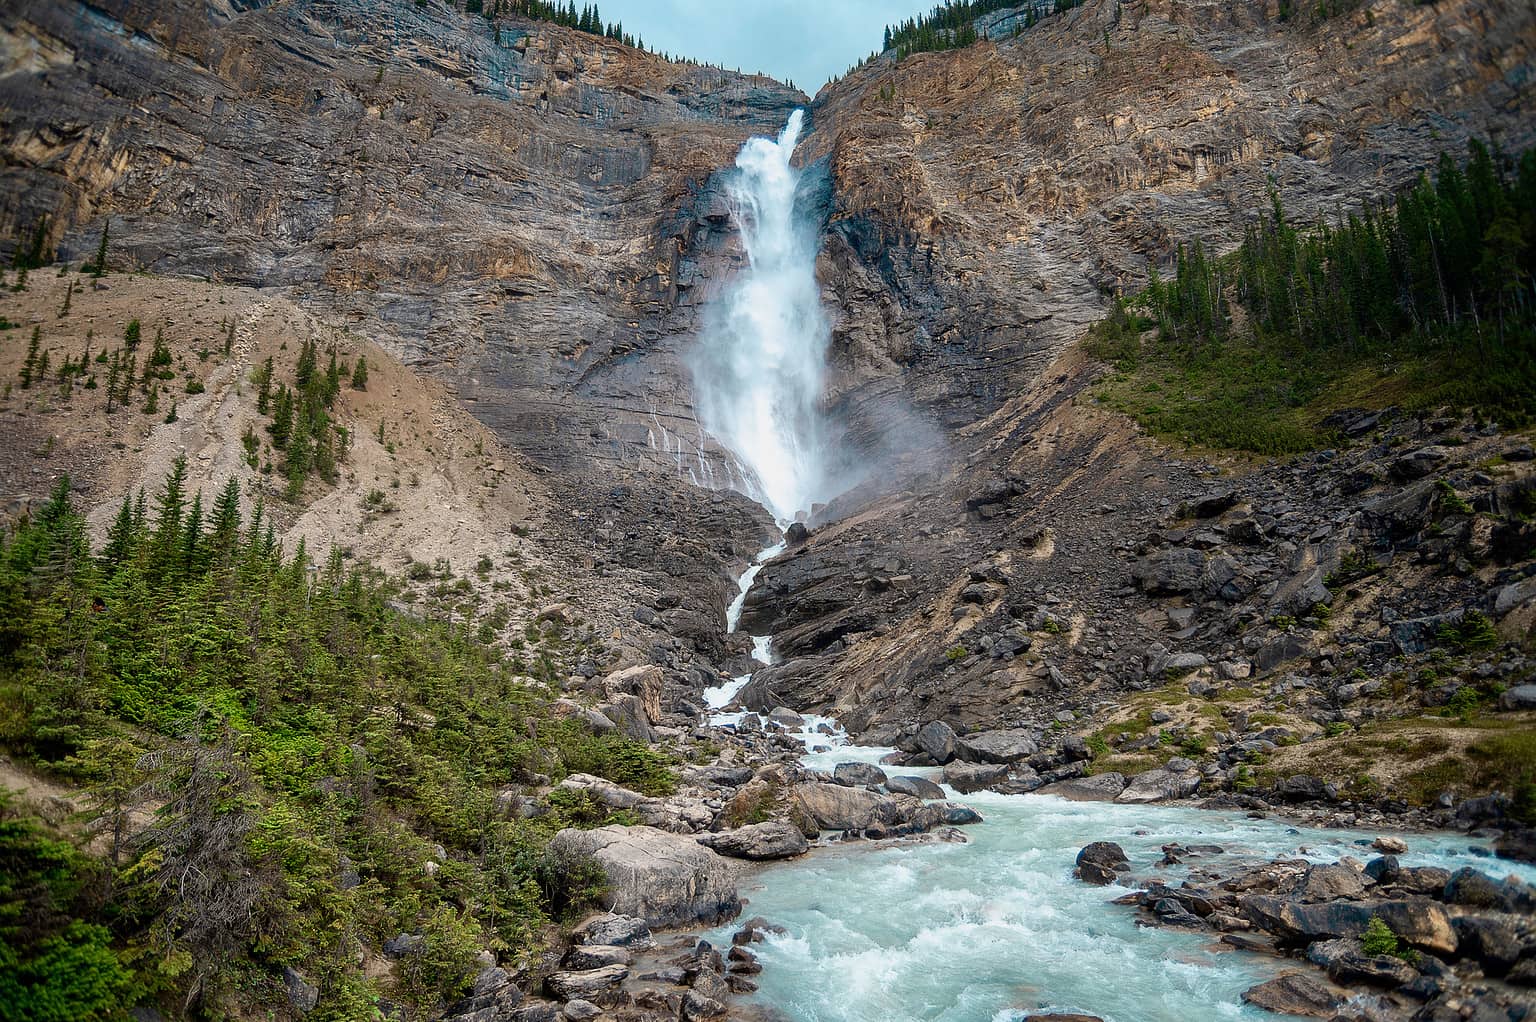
690,110,840,524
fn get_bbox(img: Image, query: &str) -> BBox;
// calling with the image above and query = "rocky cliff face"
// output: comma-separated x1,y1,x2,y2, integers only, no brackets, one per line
729,0,1536,733
4,0,1534,731
800,0,1535,442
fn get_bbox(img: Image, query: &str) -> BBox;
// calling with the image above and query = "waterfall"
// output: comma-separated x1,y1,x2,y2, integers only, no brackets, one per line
691,109,833,525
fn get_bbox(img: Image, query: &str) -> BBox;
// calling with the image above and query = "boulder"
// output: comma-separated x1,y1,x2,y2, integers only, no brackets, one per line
1453,915,1523,976
563,945,630,971
601,665,664,722
1304,938,1418,987
597,694,655,743
282,967,319,1015
1289,864,1367,903
1075,841,1130,885
831,762,888,787
442,964,525,1022
955,728,1038,764
1390,446,1450,480
916,720,959,763
1132,547,1207,595
1035,773,1127,802
1498,684,1536,711
942,761,1008,793
572,913,652,949
1241,897,1457,955
552,699,618,734
1272,775,1335,802
557,773,647,809
1442,867,1536,913
886,775,946,800
1370,836,1408,855
696,822,809,860
791,781,902,832
1239,972,1346,1018
545,964,627,1002
1115,767,1201,804
562,1001,603,1022
767,706,805,728
547,826,740,928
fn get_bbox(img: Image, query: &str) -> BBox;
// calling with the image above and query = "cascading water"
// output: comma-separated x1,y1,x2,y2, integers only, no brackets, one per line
691,109,833,525
687,116,1536,1022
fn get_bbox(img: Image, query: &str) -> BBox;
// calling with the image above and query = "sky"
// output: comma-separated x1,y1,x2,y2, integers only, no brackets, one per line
591,0,925,94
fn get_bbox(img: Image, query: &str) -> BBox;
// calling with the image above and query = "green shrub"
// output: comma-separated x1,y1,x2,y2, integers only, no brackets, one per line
1361,916,1399,957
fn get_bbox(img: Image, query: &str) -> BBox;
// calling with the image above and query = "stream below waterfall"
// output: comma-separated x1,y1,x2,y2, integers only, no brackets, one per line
700,547,1536,1022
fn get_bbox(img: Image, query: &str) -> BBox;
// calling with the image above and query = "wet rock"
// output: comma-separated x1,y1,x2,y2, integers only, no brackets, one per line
1371,836,1408,855
916,720,959,763
696,822,809,860
1289,864,1367,903
1241,897,1457,955
791,781,902,832
832,762,888,787
681,989,727,1020
941,761,1008,793
1452,915,1522,976
1115,767,1201,804
767,706,805,728
1075,841,1130,885
955,728,1039,764
1442,867,1536,913
886,775,946,799
547,826,740,928
1234,971,1345,1014
1035,773,1127,802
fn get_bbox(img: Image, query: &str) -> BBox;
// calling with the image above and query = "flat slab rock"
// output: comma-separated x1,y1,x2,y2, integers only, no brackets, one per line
1114,767,1201,804
1241,971,1348,1018
548,825,740,929
696,821,809,860
1036,773,1126,802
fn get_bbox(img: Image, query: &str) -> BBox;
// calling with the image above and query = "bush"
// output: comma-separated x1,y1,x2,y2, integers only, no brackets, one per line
1361,916,1399,957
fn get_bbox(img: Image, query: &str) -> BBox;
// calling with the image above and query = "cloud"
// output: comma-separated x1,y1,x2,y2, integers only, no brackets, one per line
592,0,918,91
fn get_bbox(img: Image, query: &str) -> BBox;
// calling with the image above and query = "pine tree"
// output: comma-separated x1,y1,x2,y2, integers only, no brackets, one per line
91,218,109,278
105,352,121,413
256,356,274,414
270,385,294,448
101,494,139,569
324,348,340,406
350,354,368,390
59,280,73,318
151,454,188,575
181,492,204,574
208,478,242,566
295,339,317,392
20,326,40,388
143,383,159,415
124,319,141,351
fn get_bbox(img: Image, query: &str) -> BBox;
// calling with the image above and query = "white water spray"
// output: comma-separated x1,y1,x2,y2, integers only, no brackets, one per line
692,109,833,524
